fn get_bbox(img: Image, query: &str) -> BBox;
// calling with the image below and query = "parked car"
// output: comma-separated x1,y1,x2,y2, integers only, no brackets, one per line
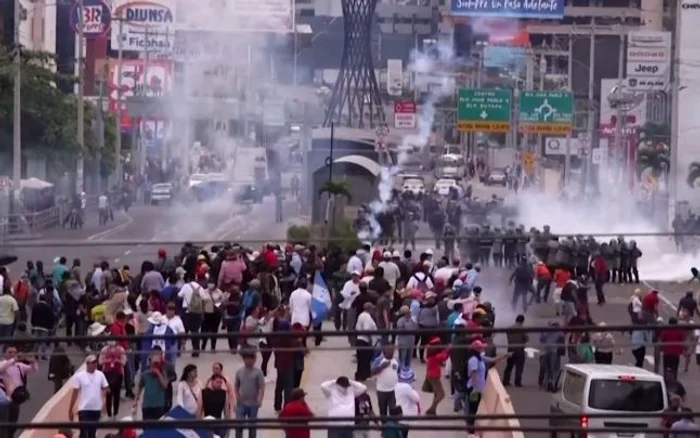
233,184,263,204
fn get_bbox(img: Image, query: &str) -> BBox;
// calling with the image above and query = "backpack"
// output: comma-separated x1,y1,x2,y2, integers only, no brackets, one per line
412,274,429,294
188,283,204,314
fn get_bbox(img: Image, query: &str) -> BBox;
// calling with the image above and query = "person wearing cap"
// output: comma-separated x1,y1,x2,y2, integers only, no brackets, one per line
464,340,488,433
378,252,401,290
355,302,377,381
278,388,314,438
133,346,177,420
423,336,448,415
98,334,127,419
155,248,176,278
320,376,368,438
68,354,108,438
347,250,365,276
140,312,177,370
395,305,416,368
339,270,362,343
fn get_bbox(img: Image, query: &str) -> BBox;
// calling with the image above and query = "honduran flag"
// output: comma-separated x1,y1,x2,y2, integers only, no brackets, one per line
311,270,332,325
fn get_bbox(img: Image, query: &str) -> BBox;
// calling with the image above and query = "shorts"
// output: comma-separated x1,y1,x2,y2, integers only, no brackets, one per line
562,301,576,318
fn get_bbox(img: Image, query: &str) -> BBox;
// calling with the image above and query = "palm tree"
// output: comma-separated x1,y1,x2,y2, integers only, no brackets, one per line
318,180,352,233
636,148,670,179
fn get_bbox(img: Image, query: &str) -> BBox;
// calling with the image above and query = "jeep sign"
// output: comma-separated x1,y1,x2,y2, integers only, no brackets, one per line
625,30,670,91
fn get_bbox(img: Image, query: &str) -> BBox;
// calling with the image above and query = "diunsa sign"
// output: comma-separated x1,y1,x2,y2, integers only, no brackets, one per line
111,0,175,53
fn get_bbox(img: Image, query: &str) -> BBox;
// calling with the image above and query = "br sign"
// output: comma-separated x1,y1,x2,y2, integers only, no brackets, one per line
70,0,112,37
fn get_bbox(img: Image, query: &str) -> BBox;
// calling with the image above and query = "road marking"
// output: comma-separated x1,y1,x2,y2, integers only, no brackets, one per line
645,355,655,366
114,258,120,263
124,250,131,255
86,211,134,241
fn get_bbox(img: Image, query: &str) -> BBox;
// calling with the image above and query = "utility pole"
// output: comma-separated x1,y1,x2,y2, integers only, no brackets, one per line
115,17,124,185
564,33,573,186
12,0,21,193
95,64,106,194
585,25,596,191
76,0,85,195
669,1,682,229
140,26,150,176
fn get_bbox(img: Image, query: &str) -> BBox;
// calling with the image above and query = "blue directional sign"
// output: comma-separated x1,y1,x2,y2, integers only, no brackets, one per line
70,0,112,38
450,0,565,19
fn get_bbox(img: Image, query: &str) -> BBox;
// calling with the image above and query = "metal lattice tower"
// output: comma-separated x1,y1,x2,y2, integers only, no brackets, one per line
323,0,385,129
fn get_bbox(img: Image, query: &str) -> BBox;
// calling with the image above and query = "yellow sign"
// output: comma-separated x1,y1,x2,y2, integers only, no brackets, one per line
521,152,536,174
456,121,510,133
520,123,573,134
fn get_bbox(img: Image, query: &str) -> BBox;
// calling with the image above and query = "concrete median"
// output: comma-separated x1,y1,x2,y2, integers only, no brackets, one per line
18,365,84,438
476,368,525,438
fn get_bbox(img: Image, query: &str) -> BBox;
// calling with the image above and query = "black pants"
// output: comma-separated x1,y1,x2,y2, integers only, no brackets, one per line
595,279,606,304
594,351,613,365
632,346,646,367
355,339,372,381
225,317,241,351
274,367,295,411
376,390,396,421
105,371,124,417
78,410,101,438
503,349,525,386
201,312,222,351
293,368,303,388
260,342,272,376
664,353,680,377
183,312,203,355
535,279,551,303
7,401,19,438
466,390,482,434
142,406,167,420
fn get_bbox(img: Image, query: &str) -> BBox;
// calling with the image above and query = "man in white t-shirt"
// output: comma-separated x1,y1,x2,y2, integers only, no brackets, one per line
68,354,108,436
372,344,399,418
346,250,364,275
378,252,401,289
289,278,312,328
97,194,108,225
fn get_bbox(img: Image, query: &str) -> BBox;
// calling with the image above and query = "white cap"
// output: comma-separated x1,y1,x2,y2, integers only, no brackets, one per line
425,249,434,255
352,270,362,276
383,251,392,258
392,250,401,258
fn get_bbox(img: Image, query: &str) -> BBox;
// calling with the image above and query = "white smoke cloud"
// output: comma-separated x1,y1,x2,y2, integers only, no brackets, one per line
361,40,457,240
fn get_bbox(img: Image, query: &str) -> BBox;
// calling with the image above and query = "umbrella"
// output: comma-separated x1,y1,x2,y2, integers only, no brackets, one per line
138,405,209,438
0,255,17,267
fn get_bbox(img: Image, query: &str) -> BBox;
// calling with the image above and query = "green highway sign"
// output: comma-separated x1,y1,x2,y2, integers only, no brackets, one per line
518,91,574,134
457,88,512,133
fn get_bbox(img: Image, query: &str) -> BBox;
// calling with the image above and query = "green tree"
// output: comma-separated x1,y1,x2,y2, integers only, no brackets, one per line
636,122,671,150
0,46,116,181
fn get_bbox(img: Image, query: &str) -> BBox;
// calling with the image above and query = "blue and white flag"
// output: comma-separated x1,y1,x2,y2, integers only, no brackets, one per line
311,270,332,325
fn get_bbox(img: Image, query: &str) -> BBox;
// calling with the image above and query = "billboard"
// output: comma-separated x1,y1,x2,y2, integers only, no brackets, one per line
599,78,647,128
173,0,293,33
387,59,403,97
450,0,564,19
105,59,175,129
678,1,700,206
70,0,112,38
482,46,526,71
111,0,176,53
625,31,671,92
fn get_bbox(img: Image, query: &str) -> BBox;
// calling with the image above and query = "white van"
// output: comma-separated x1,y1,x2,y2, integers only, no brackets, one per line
550,364,667,438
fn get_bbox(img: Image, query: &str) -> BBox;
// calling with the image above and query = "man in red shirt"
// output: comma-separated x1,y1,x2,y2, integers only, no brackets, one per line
659,317,685,378
278,388,314,438
642,290,660,323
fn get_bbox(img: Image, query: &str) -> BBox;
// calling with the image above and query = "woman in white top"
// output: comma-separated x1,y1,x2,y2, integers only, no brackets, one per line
629,288,643,324
176,364,202,416
201,283,224,351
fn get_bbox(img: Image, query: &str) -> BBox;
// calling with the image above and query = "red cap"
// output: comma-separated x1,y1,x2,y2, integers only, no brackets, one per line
157,248,167,257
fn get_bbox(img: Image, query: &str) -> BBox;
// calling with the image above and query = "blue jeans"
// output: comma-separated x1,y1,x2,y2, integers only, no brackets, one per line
0,324,14,339
78,410,101,438
397,346,413,368
31,327,51,359
235,404,259,438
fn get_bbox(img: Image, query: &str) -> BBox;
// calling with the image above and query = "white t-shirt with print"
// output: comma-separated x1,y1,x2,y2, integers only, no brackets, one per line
375,357,399,392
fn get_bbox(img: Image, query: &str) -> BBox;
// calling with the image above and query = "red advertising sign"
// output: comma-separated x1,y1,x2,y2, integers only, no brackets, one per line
106,59,174,129
394,99,416,129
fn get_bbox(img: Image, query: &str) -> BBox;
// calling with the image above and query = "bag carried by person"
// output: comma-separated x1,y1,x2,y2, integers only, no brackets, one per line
188,283,204,314
11,366,30,404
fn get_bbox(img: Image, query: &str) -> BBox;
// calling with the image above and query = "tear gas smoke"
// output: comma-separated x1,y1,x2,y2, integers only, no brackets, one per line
146,1,291,241
514,189,692,282
360,41,457,241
